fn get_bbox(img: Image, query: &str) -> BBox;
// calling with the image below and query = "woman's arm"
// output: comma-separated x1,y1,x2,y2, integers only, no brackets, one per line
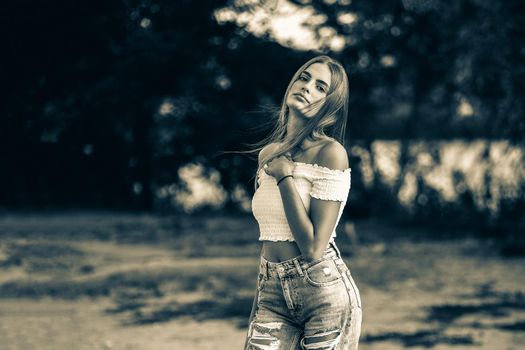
271,142,349,261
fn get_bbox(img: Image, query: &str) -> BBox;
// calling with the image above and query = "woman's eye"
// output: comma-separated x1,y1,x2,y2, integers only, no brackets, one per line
299,75,308,81
317,86,326,92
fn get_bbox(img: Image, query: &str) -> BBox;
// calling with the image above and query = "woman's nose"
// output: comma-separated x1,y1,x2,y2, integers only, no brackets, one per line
305,80,316,92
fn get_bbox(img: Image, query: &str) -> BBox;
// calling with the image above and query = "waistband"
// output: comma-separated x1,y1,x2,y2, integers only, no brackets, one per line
259,241,342,279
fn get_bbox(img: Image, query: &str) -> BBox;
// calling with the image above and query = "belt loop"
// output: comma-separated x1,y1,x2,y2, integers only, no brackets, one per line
293,259,304,277
260,257,265,278
330,240,342,259
261,256,269,278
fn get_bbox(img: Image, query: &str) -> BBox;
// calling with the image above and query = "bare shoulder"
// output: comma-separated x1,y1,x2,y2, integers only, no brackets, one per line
314,141,349,171
258,143,281,167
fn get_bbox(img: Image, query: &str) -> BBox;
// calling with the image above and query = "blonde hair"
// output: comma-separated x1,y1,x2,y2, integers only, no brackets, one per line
223,55,350,190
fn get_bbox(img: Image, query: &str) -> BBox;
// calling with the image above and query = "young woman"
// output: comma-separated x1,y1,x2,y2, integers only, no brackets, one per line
244,55,362,349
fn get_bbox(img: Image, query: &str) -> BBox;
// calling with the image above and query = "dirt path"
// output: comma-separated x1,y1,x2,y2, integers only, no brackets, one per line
0,298,246,350
0,213,524,349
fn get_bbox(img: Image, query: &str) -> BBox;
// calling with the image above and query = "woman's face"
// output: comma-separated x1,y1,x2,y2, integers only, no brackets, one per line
286,62,332,118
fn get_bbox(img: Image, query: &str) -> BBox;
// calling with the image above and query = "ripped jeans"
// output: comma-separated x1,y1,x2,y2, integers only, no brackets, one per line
245,242,362,350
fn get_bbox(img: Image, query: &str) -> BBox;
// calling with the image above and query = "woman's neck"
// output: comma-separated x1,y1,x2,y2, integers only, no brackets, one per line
284,111,305,142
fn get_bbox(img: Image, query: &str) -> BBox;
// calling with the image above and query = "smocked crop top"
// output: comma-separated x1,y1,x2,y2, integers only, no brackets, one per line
252,162,351,242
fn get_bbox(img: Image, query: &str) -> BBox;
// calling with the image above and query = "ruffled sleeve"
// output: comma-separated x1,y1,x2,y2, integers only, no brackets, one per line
256,167,262,186
309,166,351,202
256,166,267,186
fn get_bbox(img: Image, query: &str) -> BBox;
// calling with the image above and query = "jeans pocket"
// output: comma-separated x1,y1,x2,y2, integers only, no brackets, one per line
304,259,342,287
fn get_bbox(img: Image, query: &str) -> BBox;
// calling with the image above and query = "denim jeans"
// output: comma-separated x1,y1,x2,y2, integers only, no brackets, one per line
245,242,362,350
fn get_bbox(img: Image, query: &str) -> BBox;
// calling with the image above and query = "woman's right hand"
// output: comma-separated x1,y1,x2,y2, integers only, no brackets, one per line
264,153,295,180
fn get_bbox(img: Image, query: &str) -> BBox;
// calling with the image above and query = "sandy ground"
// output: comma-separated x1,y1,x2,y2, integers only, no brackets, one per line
0,298,247,350
0,212,524,349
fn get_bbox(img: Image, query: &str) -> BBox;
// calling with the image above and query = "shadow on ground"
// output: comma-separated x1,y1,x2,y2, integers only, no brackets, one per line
1,213,525,349
361,283,525,347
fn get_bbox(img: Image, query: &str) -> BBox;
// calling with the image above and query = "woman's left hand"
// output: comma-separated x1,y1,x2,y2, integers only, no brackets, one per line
263,152,295,180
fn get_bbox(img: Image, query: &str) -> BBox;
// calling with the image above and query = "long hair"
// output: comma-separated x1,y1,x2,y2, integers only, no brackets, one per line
246,55,350,188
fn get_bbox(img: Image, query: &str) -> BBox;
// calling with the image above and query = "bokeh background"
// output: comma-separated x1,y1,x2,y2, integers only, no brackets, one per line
1,0,524,349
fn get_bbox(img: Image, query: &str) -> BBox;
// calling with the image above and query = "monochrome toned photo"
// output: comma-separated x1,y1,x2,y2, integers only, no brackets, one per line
2,1,524,349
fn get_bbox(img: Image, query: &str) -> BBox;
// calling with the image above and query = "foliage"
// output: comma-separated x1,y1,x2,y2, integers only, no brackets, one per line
3,0,524,227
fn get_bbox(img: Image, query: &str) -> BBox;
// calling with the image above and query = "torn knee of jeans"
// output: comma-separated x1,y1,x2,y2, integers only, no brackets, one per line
301,330,341,349
247,322,283,350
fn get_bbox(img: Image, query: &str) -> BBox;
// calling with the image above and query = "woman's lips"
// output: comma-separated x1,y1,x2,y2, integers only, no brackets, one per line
293,93,308,103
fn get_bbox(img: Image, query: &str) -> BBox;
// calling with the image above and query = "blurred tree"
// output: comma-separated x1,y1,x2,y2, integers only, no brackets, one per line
1,0,523,214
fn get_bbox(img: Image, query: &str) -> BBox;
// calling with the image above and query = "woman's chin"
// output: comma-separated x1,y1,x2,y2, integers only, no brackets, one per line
287,99,305,110
288,103,312,116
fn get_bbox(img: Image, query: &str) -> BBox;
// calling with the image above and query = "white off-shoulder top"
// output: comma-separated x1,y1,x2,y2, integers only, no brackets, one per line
252,162,351,242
